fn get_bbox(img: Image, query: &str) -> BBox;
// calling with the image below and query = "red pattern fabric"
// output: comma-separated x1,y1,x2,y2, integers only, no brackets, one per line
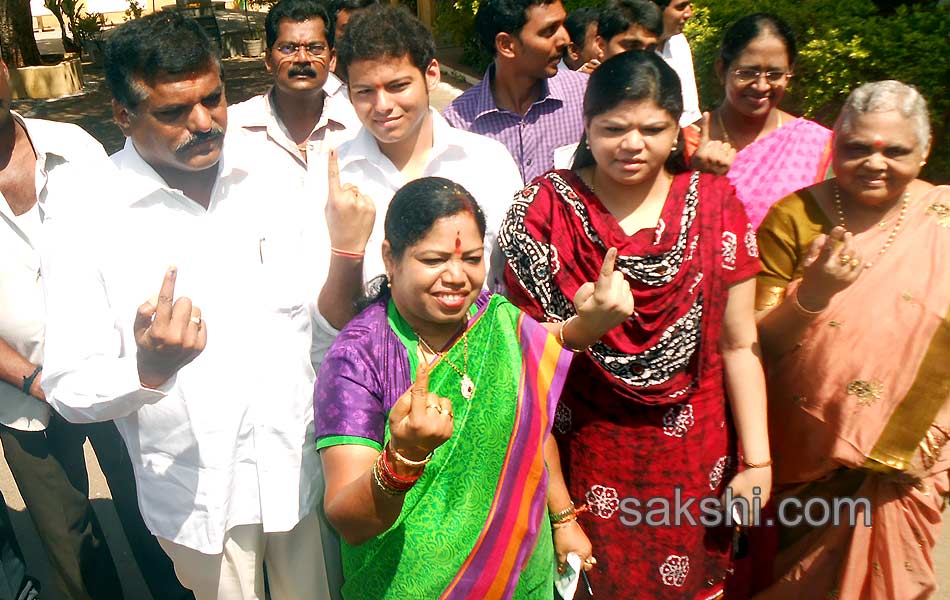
500,170,760,599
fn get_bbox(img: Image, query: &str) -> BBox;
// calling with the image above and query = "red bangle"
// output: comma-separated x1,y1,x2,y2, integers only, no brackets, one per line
382,447,423,484
377,452,421,492
330,247,365,259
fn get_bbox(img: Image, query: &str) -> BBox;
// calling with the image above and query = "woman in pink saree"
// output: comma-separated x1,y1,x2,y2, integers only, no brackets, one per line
690,14,833,228
753,81,949,599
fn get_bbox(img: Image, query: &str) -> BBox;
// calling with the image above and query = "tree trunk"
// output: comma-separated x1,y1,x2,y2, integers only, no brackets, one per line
0,0,43,67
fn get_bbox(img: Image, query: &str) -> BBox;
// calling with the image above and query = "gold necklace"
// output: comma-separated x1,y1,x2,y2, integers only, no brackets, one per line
716,109,783,147
416,328,475,400
833,182,911,270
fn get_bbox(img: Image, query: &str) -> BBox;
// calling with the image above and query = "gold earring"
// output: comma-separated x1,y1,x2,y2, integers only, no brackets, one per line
671,144,678,152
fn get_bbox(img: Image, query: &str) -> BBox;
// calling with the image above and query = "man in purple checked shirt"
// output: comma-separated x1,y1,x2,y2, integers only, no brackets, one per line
442,0,588,184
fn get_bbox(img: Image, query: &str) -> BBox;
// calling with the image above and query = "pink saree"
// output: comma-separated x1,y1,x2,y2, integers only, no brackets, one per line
728,118,832,228
756,186,950,599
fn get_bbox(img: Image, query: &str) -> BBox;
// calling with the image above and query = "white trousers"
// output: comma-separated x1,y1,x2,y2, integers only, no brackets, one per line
158,512,331,600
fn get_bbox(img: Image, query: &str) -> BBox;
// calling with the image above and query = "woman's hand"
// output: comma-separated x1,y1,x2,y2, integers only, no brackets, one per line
723,467,772,524
388,364,454,463
796,226,864,311
569,248,635,346
690,112,736,176
553,521,595,573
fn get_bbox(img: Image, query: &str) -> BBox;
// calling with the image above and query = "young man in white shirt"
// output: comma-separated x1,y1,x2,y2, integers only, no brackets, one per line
315,4,523,358
40,14,331,600
0,58,191,600
228,0,360,189
649,0,702,126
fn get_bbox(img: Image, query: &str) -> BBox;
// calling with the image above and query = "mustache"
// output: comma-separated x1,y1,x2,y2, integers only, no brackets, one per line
174,127,225,154
287,64,318,78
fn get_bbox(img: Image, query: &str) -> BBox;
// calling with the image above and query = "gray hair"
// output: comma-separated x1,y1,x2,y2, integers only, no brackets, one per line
835,80,931,154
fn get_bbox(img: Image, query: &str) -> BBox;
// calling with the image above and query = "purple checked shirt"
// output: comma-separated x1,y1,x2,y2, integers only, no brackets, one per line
442,64,588,184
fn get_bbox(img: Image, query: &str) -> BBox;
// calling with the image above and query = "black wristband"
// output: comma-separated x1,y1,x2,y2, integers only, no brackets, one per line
21,365,42,396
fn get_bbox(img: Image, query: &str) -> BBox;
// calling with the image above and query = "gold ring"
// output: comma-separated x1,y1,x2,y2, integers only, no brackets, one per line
849,258,860,268
190,316,202,325
584,556,597,565
838,254,852,265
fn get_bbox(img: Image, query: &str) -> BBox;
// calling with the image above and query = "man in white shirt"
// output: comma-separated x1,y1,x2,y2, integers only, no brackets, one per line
0,58,191,600
649,0,702,126
40,14,331,600
228,0,360,191
315,5,523,358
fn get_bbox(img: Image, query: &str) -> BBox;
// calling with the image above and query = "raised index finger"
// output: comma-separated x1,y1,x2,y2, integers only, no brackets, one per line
596,247,619,291
699,112,711,145
409,362,430,415
327,147,340,193
154,266,177,324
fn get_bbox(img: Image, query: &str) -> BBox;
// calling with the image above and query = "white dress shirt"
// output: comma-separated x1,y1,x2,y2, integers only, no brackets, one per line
311,109,523,361
41,139,322,554
658,34,702,127
0,113,110,431
227,78,360,200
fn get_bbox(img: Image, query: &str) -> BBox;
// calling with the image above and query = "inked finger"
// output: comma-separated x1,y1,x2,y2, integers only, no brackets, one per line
596,248,619,291
154,266,177,324
327,147,340,193
409,362,430,416
698,112,711,145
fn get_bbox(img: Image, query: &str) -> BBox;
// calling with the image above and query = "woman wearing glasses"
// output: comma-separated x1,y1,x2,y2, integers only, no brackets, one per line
693,13,833,228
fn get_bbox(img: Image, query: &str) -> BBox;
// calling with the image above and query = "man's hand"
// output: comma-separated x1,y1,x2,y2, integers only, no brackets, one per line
326,148,375,254
133,267,206,389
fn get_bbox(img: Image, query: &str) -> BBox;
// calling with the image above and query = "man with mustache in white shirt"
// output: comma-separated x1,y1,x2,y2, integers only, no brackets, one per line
41,12,332,600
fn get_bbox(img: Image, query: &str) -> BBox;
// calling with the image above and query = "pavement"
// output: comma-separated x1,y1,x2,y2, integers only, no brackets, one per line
7,41,950,600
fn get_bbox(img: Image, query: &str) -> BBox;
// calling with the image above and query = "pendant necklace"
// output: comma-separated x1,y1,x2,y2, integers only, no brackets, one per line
417,329,475,400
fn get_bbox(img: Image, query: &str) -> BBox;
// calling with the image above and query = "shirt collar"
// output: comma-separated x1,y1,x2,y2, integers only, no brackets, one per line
471,63,560,120
113,137,244,207
239,86,356,140
338,108,464,172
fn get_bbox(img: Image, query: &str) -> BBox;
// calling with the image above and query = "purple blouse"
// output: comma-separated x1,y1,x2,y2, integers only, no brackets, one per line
314,292,492,450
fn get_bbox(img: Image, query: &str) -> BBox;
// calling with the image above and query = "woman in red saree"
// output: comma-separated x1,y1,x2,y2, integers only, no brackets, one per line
499,51,772,599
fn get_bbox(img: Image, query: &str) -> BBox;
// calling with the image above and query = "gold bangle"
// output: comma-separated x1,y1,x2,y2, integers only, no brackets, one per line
791,288,824,316
387,441,433,467
742,458,773,469
552,516,579,529
558,315,589,353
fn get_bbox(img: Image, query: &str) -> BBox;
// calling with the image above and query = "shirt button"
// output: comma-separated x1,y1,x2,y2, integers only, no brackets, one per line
526,159,533,166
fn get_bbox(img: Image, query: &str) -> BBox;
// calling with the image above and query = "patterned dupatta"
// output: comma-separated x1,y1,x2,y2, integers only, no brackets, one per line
499,170,744,406
340,294,572,600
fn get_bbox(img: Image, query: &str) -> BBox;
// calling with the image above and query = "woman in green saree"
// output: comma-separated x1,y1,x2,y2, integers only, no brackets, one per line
314,177,635,599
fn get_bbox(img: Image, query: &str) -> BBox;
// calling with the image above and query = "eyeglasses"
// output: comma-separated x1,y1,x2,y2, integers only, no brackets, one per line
274,42,329,57
731,69,792,84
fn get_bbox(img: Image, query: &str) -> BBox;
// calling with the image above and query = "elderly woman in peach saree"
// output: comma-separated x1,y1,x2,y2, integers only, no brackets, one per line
752,81,950,599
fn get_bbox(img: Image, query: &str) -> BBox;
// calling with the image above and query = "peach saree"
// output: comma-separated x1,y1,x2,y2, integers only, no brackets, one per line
754,185,950,599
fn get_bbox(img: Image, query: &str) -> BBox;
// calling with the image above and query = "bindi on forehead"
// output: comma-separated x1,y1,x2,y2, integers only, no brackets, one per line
872,137,885,149
455,232,462,256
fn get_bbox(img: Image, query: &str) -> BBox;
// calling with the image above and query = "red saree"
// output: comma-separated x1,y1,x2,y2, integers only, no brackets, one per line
499,170,760,599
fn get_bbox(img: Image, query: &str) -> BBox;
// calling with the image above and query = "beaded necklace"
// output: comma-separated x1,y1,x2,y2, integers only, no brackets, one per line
833,182,911,270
